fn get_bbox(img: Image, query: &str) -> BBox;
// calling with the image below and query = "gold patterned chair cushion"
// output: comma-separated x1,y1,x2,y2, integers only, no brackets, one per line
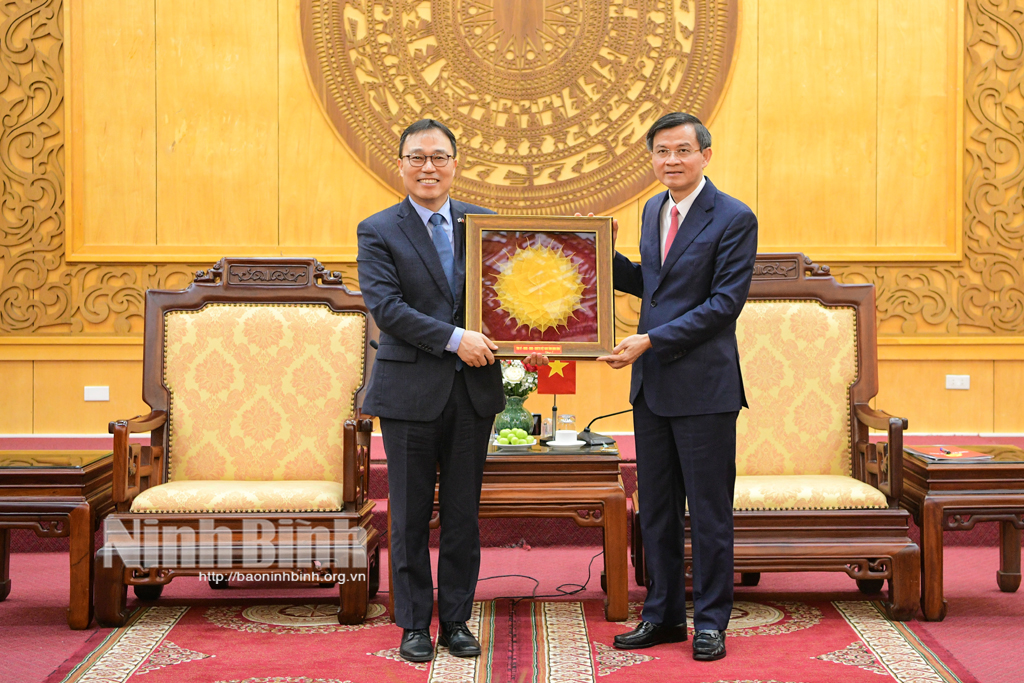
130,480,346,513
163,304,366,483
735,301,858,477
734,475,887,511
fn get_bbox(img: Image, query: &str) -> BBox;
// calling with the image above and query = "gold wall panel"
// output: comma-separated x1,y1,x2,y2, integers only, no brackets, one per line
877,360,994,434
876,0,962,253
154,0,279,249
68,0,156,253
755,0,963,261
32,360,148,434
994,361,1024,433
278,0,399,255
0,362,33,432
757,0,878,252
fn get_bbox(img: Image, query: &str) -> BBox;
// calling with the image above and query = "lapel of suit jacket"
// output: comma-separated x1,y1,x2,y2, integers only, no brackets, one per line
397,197,455,304
450,200,467,305
657,179,716,288
641,191,668,278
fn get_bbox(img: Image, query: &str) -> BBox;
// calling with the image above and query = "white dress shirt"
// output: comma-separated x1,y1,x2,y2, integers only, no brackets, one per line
659,175,706,262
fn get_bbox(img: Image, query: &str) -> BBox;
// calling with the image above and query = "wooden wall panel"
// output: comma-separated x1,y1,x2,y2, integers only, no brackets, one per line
154,0,279,247
73,0,157,251
994,361,1024,433
277,0,397,258
0,362,33,433
707,0,758,214
63,0,962,263
32,362,148,435
877,360,994,433
757,0,877,251
876,0,960,251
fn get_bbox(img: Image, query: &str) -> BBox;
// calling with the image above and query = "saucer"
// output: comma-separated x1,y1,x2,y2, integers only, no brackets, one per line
546,439,586,448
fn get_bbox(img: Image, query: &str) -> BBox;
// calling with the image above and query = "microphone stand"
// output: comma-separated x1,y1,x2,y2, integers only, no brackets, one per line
577,409,633,446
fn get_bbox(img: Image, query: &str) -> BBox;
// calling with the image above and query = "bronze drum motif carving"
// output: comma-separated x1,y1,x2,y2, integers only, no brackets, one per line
301,0,738,215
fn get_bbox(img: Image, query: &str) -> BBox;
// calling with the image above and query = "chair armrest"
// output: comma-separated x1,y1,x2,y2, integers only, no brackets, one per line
854,403,906,502
108,411,167,511
343,418,374,509
855,404,908,432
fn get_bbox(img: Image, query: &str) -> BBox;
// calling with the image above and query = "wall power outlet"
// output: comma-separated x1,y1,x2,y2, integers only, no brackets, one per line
84,386,110,401
945,375,970,391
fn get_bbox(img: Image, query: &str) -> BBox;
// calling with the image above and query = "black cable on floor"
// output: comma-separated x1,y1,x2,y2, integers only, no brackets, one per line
476,549,605,604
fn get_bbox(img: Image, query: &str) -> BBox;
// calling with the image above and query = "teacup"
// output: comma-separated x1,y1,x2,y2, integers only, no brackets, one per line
552,429,578,444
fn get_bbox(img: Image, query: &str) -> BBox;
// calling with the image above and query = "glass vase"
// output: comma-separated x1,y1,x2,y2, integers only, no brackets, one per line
494,395,534,434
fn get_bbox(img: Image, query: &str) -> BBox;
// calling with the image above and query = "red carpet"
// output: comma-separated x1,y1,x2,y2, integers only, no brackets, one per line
3,547,1022,683
42,597,971,683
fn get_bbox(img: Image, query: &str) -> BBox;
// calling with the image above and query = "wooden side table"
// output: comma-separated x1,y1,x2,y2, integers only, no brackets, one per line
387,443,629,621
0,451,114,629
900,444,1024,621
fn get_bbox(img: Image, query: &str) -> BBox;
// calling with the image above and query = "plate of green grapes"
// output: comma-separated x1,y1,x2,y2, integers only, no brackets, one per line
494,428,536,450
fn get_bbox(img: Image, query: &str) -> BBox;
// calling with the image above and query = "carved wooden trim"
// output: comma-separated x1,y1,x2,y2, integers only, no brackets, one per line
193,260,226,284
226,264,310,286
752,258,800,281
944,510,1024,531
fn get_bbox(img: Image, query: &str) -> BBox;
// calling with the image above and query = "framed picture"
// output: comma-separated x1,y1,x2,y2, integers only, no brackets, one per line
465,214,616,359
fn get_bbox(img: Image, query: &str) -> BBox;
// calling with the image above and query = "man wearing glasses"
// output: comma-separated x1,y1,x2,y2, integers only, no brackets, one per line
357,119,544,662
597,112,758,661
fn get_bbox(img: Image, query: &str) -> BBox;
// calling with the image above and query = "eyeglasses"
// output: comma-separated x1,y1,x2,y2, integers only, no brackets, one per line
652,148,701,160
401,154,454,168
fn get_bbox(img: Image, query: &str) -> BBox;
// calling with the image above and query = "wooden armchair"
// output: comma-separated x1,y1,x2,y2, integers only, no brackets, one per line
632,254,920,620
94,258,379,627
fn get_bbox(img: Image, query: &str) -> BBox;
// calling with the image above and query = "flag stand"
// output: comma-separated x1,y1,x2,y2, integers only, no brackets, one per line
550,395,558,440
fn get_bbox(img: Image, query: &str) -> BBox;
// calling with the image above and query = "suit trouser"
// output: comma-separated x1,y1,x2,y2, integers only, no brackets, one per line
380,371,494,629
633,387,738,631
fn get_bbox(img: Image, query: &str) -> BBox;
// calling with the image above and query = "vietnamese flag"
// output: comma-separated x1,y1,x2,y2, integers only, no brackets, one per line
537,360,576,394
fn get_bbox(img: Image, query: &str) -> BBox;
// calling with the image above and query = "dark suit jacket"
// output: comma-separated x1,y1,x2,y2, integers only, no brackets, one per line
613,178,758,416
357,197,504,422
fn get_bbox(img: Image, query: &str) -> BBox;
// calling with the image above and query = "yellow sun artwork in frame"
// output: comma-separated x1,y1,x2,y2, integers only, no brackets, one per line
492,245,586,332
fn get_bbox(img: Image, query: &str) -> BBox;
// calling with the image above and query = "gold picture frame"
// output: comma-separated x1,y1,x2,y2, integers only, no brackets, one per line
465,214,615,359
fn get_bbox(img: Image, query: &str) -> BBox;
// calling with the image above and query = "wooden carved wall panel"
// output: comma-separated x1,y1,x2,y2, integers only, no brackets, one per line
834,266,962,335
832,0,1024,337
301,0,738,216
0,1,362,334
0,0,64,333
959,0,1024,334
0,1,1022,339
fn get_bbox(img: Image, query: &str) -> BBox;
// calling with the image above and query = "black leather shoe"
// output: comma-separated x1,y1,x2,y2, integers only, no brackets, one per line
692,629,726,661
439,621,481,657
613,621,687,649
399,628,434,662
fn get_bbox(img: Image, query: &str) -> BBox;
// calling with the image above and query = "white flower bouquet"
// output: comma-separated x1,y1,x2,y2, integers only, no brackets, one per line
500,359,538,398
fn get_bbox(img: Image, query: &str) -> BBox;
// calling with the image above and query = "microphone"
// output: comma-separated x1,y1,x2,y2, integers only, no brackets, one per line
369,340,379,349
578,409,633,446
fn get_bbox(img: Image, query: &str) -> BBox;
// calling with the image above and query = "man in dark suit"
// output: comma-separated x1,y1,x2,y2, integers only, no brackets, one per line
357,119,543,662
597,112,758,661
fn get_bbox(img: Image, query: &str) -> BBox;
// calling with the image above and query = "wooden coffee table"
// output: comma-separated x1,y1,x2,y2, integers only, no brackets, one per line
900,444,1024,621
0,451,114,629
387,442,628,621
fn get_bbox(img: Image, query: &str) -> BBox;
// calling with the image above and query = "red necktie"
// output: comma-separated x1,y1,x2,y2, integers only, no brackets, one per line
663,204,680,263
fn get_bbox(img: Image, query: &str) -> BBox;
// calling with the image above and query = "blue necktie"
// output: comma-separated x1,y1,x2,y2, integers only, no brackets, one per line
429,213,463,370
429,213,456,297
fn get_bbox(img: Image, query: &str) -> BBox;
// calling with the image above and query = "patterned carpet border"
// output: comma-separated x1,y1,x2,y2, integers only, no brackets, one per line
46,599,972,683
